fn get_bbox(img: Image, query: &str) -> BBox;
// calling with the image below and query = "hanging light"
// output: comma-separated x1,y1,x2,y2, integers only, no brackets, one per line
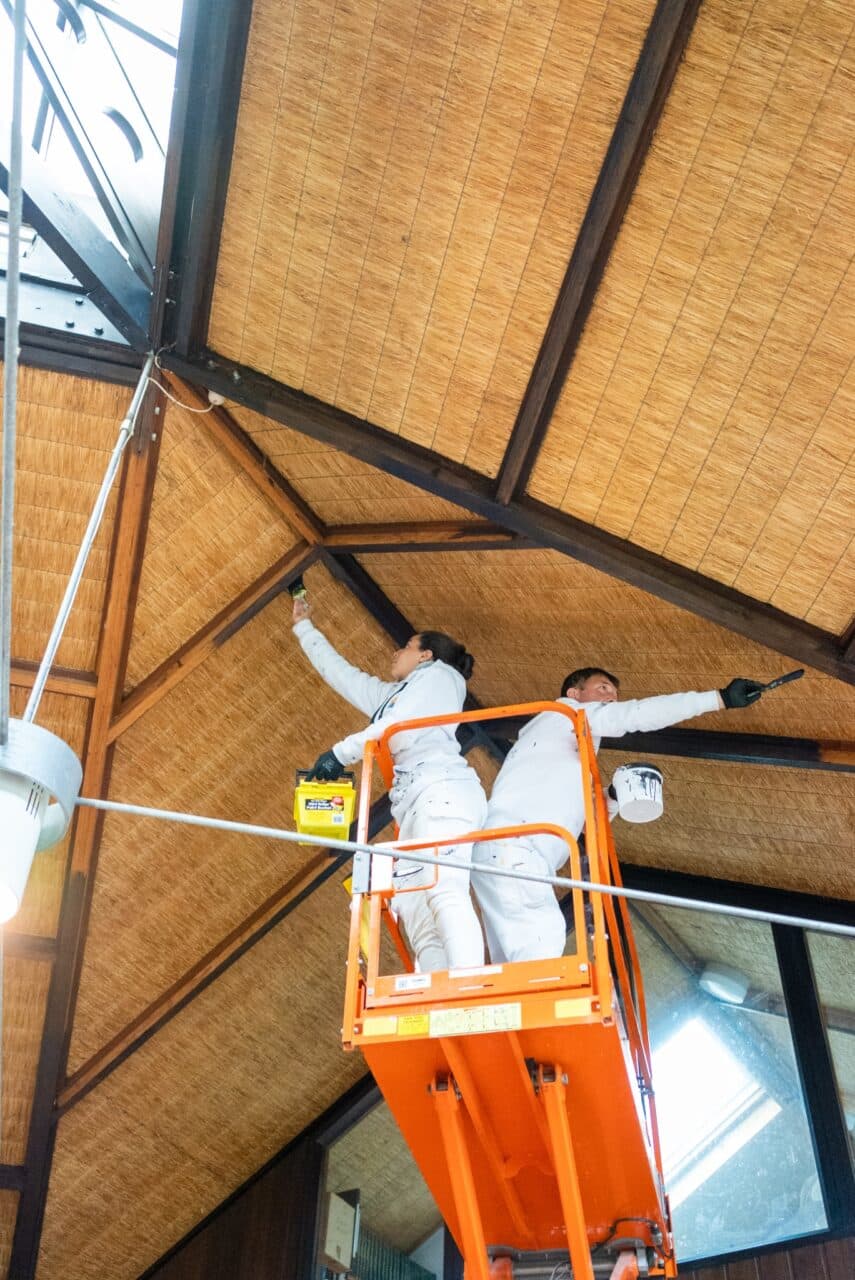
0,720,82,923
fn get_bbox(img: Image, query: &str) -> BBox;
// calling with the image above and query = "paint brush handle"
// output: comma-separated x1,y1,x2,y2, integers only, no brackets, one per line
762,669,804,692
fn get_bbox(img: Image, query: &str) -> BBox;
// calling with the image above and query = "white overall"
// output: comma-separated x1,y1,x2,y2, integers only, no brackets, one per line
472,690,721,963
293,620,487,970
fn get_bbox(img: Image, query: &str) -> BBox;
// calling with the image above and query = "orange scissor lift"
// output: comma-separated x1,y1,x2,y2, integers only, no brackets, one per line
342,704,678,1280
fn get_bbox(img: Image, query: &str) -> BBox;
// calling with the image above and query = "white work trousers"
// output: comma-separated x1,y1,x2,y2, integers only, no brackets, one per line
392,779,487,972
472,837,567,964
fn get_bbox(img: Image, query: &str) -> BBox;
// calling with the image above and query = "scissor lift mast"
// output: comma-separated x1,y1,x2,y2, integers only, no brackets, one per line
342,703,678,1280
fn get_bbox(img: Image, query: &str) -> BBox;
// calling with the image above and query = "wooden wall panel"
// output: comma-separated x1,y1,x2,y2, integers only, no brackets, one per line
141,1138,323,1280
681,1236,854,1280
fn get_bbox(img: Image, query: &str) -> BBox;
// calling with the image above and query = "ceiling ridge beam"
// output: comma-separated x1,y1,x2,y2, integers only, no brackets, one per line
55,796,394,1117
107,541,317,744
165,376,325,544
494,0,704,504
165,351,855,686
10,387,164,1280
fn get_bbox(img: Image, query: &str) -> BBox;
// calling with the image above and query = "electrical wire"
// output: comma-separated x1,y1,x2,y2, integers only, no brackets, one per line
145,347,214,413
0,0,28,746
74,795,855,939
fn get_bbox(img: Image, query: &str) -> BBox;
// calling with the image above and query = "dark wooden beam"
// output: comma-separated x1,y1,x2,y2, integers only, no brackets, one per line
163,0,255,355
164,351,855,687
56,795,393,1116
0,1167,27,1193
842,618,855,664
9,390,163,1280
167,377,325,543
488,718,855,774
323,521,523,553
4,934,57,961
9,661,96,701
319,551,508,765
494,0,704,504
107,542,317,743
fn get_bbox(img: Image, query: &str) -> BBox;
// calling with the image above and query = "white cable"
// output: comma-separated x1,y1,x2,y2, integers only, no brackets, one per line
0,0,28,746
145,376,213,414
75,796,855,939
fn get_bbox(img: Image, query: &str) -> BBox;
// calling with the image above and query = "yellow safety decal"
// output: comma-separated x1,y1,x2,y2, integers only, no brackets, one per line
555,997,592,1020
361,1016,398,1037
398,1014,430,1037
429,1003,522,1038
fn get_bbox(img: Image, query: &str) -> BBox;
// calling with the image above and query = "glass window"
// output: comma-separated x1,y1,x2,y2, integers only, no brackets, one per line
322,1099,443,1280
632,903,826,1262
807,931,855,1170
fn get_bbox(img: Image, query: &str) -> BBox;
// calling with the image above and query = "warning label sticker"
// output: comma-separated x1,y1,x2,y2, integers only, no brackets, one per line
398,1014,430,1037
429,1003,522,1038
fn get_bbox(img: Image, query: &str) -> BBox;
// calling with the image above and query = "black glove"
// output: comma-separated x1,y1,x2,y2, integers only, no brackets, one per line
305,749,344,781
720,678,764,709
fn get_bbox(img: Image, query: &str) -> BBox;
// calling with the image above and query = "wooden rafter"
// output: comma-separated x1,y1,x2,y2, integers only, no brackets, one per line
166,375,325,544
107,541,317,743
10,389,164,1279
166,349,855,687
323,521,523,553
9,660,96,700
56,795,393,1116
494,0,704,504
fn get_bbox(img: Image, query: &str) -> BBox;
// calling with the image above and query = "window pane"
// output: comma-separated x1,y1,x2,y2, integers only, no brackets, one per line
807,931,855,1170
632,903,826,1262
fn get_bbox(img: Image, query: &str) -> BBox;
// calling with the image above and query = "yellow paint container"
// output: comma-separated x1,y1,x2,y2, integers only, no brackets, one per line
293,771,356,840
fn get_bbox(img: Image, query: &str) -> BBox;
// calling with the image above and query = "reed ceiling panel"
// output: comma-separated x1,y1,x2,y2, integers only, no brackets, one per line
209,0,655,475
8,688,89,938
4,365,128,670
598,752,854,901
529,0,855,633
0,1192,18,1280
328,1101,438,1254
359,549,855,741
39,874,364,1280
0,957,52,1166
124,397,301,688
68,561,396,1071
229,401,467,524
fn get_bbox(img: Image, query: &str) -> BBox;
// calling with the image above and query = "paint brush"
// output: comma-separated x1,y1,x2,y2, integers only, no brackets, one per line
761,669,804,692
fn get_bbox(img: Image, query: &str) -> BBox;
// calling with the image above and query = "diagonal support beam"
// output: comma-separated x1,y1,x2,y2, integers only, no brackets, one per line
166,377,325,543
107,542,317,743
494,0,703,504
164,351,855,687
319,551,507,765
10,388,163,1279
56,795,394,1116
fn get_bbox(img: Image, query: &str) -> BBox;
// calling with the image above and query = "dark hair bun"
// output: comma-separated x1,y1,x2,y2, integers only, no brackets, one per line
418,631,475,681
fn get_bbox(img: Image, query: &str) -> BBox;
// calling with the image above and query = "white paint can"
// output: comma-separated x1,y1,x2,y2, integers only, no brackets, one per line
611,763,664,823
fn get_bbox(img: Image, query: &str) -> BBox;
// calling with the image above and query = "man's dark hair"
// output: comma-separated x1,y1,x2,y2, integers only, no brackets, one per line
561,667,620,698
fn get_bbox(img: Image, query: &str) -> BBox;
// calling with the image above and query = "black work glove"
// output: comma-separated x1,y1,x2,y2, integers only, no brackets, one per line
306,749,345,781
720,678,764,709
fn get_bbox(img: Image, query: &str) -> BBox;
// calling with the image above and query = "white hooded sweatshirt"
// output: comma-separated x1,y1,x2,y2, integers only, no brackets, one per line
292,619,479,822
482,689,721,870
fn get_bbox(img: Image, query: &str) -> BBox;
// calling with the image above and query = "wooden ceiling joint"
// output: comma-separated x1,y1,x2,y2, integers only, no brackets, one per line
9,661,96,700
165,350,855,687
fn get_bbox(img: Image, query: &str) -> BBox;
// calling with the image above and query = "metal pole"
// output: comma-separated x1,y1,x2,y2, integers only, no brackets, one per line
0,0,28,746
23,353,154,723
74,795,855,939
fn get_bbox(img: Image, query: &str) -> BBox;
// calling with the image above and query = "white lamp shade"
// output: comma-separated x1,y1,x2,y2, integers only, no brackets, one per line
0,772,48,924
